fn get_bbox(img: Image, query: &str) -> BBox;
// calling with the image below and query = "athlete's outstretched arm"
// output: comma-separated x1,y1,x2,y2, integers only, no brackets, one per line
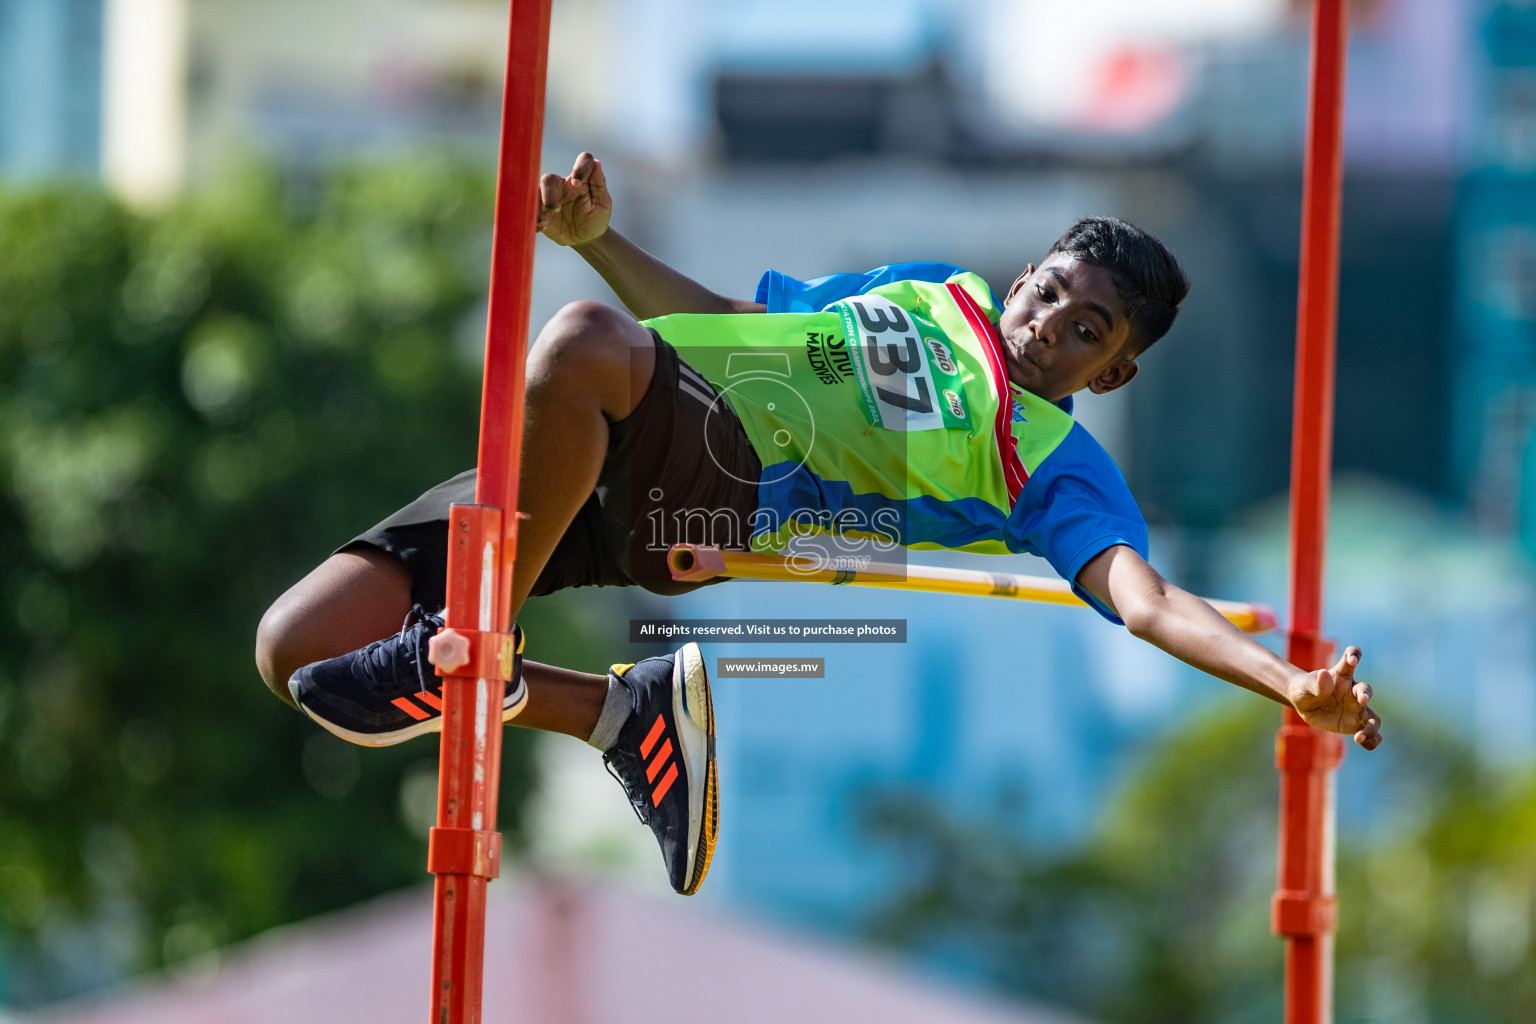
1076,544,1382,750
537,152,766,319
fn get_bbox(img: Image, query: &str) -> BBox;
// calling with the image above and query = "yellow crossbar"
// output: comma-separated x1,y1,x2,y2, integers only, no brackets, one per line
667,544,1278,635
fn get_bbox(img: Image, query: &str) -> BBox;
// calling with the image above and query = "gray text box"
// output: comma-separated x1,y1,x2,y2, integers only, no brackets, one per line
630,618,906,643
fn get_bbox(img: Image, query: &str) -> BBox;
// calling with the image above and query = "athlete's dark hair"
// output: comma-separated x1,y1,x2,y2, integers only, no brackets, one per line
1047,217,1189,356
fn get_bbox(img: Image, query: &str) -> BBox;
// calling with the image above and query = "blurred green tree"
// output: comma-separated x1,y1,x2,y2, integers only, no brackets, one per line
863,699,1536,1024
0,160,572,1006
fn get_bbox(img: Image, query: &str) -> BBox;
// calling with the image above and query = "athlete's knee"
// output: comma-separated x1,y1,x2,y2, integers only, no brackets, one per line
531,301,643,390
254,599,304,705
255,549,416,707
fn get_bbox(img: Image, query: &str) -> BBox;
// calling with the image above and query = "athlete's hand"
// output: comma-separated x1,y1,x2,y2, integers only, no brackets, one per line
537,152,611,247
1288,646,1381,750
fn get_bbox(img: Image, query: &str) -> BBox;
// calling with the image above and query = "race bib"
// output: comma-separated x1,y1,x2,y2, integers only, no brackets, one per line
834,294,971,433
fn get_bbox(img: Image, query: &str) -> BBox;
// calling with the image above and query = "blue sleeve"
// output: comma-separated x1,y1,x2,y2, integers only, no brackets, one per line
1007,423,1148,625
755,262,976,313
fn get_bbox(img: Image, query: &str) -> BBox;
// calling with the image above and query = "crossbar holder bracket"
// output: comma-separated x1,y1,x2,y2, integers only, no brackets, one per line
428,628,518,681
428,826,502,879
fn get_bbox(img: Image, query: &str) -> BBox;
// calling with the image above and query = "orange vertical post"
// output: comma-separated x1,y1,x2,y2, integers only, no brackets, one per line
1273,2,1348,1023
428,1,553,1022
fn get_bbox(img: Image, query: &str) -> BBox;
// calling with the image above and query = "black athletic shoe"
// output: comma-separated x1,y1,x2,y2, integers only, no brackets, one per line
603,643,718,895
288,606,527,747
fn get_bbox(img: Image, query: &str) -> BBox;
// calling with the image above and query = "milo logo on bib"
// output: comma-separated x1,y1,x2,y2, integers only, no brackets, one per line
834,294,971,433
943,388,965,420
926,338,957,375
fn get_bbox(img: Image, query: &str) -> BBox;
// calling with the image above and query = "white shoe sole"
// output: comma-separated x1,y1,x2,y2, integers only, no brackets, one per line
671,642,718,894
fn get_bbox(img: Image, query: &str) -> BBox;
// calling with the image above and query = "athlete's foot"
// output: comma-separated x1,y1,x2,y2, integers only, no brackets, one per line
601,643,718,895
288,606,527,747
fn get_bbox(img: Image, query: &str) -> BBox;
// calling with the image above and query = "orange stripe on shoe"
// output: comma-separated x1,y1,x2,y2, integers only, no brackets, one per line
646,738,674,782
392,696,431,721
415,690,443,711
651,763,679,804
639,715,666,759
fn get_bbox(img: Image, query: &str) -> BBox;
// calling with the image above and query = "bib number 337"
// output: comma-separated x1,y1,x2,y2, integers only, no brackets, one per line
835,294,970,432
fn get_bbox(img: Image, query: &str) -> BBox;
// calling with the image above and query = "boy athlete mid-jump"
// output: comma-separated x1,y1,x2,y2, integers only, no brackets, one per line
256,154,1382,897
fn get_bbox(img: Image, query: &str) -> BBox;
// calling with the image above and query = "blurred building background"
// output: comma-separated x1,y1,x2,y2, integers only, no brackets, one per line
5,1,1536,1022
15,873,1092,1024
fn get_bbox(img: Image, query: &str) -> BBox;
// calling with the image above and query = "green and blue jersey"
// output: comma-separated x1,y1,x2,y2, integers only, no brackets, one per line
642,262,1147,623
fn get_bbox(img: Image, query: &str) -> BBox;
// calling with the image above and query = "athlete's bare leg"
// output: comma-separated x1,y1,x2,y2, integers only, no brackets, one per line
255,300,654,738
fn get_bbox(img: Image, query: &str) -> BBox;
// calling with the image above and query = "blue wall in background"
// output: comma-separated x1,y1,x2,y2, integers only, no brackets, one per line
671,563,1192,931
1455,4,1536,557
0,0,103,181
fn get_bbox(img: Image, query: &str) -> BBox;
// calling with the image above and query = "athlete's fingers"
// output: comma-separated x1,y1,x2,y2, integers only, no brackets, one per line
586,157,607,200
1354,707,1382,749
1353,680,1372,707
539,172,566,212
571,151,598,183
1332,645,1361,683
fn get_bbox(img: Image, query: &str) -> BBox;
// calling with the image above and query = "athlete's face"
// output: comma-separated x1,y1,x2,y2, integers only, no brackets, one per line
998,255,1138,403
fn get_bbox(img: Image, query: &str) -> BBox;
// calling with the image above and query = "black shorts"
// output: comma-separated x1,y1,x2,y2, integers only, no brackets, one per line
341,331,762,610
